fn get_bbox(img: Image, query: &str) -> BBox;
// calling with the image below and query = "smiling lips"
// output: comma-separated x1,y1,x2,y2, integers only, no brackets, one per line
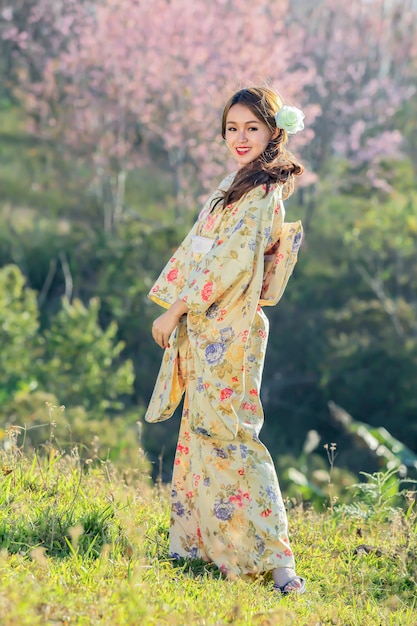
236,147,251,155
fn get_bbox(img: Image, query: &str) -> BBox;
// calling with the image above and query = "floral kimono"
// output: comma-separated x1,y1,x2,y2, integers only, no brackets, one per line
145,173,302,576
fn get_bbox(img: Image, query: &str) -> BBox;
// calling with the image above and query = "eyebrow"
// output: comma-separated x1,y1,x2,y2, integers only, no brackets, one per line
226,120,261,125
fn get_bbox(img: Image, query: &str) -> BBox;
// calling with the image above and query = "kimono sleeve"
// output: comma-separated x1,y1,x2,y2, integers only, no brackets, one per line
178,186,279,314
147,175,237,310
147,221,199,309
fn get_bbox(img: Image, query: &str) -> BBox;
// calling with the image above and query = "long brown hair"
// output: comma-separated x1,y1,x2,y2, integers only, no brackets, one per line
216,87,304,209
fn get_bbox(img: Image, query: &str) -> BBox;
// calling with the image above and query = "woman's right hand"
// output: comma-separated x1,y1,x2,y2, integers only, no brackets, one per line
152,300,188,348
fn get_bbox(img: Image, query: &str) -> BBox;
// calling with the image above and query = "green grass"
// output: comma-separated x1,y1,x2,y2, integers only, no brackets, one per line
0,442,416,626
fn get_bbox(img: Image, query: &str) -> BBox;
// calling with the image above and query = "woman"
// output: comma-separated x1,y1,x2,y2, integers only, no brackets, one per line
145,87,306,594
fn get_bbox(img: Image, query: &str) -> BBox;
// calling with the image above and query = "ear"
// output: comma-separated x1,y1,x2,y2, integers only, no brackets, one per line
271,128,280,140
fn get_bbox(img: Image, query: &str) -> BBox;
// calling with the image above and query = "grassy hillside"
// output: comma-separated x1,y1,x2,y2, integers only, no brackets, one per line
0,437,416,626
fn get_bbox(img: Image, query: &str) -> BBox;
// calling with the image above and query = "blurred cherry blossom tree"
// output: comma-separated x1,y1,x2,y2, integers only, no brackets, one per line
2,0,416,228
293,0,417,194
2,0,315,227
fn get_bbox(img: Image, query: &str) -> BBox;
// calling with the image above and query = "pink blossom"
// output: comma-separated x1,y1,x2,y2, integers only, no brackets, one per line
229,489,250,507
177,443,189,455
201,281,213,302
166,268,178,282
220,387,233,401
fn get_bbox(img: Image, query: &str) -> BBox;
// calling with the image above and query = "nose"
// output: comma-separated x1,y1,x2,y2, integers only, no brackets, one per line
237,128,248,142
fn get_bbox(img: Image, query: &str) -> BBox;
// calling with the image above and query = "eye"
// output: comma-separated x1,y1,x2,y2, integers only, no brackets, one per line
226,126,237,132
248,126,259,131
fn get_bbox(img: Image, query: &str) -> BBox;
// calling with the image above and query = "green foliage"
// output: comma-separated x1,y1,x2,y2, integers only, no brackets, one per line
0,265,41,405
274,432,357,510
39,296,134,414
342,468,417,519
324,190,417,438
328,402,417,476
0,264,137,461
78,221,188,406
263,179,417,473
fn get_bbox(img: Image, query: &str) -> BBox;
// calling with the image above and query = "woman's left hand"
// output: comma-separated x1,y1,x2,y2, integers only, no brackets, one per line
152,300,188,348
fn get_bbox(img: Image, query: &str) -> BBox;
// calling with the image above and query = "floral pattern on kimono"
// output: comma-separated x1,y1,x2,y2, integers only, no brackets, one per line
145,173,300,576
146,177,284,440
168,310,294,576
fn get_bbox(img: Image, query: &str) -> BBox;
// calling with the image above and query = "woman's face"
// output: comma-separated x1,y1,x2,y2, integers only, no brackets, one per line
224,103,276,168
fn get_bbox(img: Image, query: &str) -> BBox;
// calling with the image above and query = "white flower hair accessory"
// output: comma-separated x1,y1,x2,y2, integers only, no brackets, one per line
274,105,305,134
